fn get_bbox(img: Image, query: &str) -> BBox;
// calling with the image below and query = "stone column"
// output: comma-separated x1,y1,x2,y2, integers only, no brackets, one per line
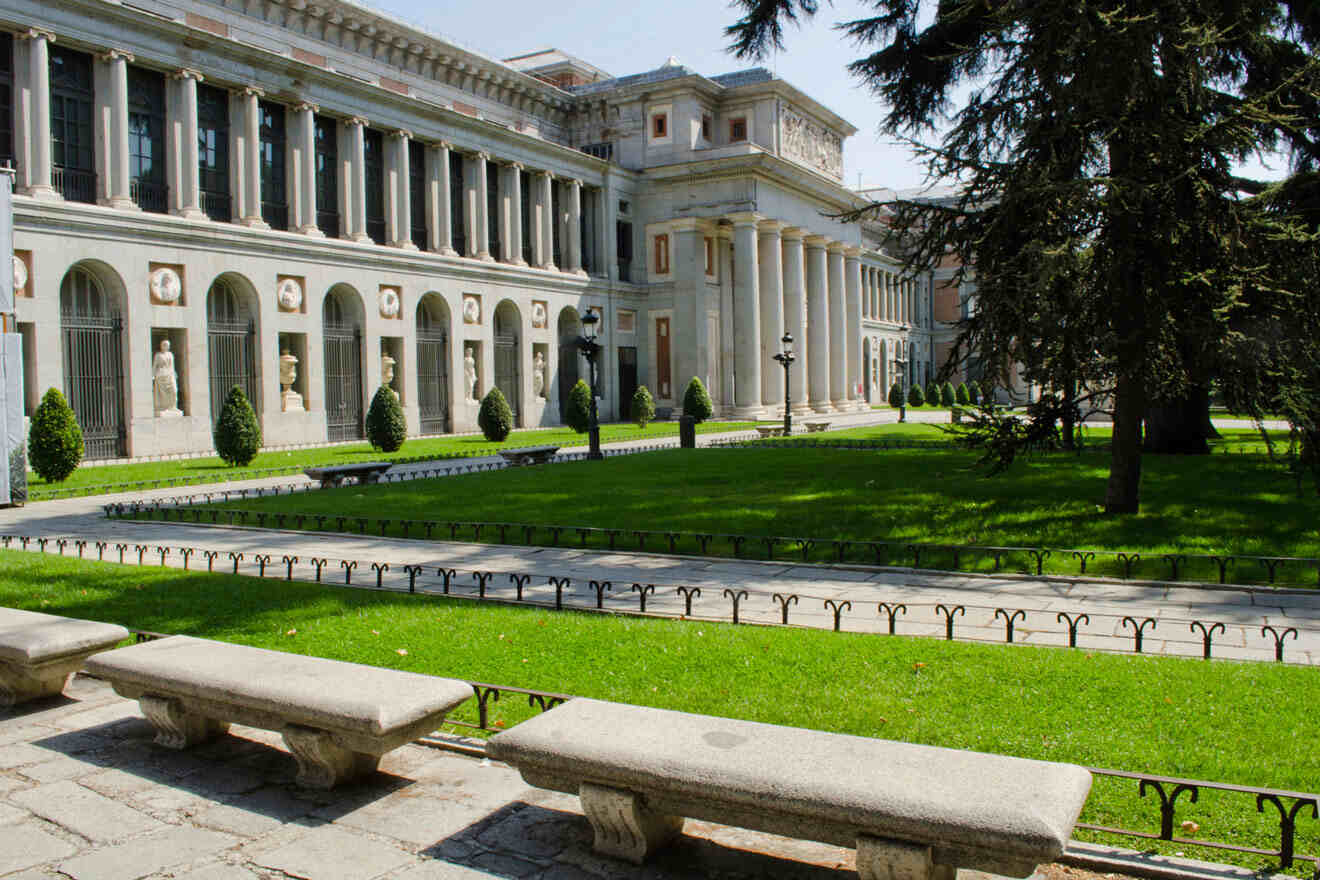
19,29,56,198
506,163,525,264
805,236,830,413
567,179,585,275
292,102,321,235
757,220,785,410
100,50,135,209
344,117,368,241
389,129,416,248
845,248,863,410
730,212,763,417
781,228,810,414
827,244,847,411
429,142,454,254
536,171,555,270
475,152,492,260
594,187,610,277
671,219,707,398
171,69,204,219
238,87,267,228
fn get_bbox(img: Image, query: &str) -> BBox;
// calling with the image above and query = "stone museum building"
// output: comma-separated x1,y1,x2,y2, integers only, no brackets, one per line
0,0,939,460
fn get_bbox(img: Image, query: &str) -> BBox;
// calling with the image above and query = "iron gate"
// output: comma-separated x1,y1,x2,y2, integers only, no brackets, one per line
324,327,363,441
61,312,126,459
417,327,449,434
208,319,257,424
494,330,521,428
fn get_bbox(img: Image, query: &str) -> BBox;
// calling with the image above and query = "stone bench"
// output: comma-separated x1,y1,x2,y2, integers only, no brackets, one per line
303,462,392,489
0,608,129,707
85,636,472,789
488,699,1092,879
804,421,831,433
754,426,785,438
497,445,561,466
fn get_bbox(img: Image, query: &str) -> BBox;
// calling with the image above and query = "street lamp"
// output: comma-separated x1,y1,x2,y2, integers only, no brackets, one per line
576,310,603,460
895,352,909,423
772,332,795,435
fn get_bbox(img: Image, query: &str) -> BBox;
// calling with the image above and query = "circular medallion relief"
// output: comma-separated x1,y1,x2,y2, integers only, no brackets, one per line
531,302,547,328
149,267,182,304
462,296,480,325
11,256,26,294
379,289,401,319
276,278,303,311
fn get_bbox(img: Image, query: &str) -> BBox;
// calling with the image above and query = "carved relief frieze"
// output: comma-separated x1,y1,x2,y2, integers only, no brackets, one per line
148,264,185,305
779,104,844,180
277,276,305,313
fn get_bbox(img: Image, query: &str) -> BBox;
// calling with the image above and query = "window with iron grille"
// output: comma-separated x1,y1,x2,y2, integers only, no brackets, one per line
197,83,230,221
486,164,500,259
363,128,385,244
258,100,287,230
449,152,465,255
49,47,96,203
314,115,338,237
0,35,13,168
127,66,167,213
408,140,426,248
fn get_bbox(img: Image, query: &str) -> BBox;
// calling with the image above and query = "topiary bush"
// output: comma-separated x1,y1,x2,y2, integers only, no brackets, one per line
365,385,406,453
955,382,970,406
478,387,514,442
887,382,904,408
682,376,714,423
925,380,941,406
28,387,83,483
632,385,656,429
968,382,982,406
907,383,925,407
940,381,956,407
565,379,592,434
214,385,262,467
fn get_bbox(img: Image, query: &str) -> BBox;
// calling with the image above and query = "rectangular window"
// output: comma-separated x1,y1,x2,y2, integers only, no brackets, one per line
617,309,635,334
704,236,714,276
197,83,230,221
127,66,167,213
0,34,13,168
449,152,465,256
656,317,671,398
313,115,338,237
652,113,667,138
257,100,287,230
486,164,500,259
729,116,747,142
701,114,711,140
520,172,532,264
408,140,426,249
49,46,96,203
618,199,630,214
654,233,670,275
362,128,385,244
617,220,633,282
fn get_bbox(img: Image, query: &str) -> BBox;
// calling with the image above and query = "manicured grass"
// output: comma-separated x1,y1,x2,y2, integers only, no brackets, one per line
27,420,755,499
2,551,1313,873
207,440,1320,585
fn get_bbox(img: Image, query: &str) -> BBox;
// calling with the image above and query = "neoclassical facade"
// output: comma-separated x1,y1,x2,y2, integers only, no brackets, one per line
2,0,935,460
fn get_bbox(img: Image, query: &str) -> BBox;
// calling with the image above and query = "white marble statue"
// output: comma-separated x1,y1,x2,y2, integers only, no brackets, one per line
381,353,397,397
464,346,478,403
152,340,182,417
532,351,546,399
280,349,304,412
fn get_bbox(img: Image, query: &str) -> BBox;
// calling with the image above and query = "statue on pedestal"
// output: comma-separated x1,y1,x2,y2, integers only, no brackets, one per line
464,346,478,403
280,350,304,412
381,353,397,397
532,351,546,399
152,340,182,417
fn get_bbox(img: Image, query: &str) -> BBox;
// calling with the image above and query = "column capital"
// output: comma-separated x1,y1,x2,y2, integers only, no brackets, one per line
668,217,705,233
803,234,830,249
568,178,583,188
757,219,785,236
780,226,807,241
508,161,524,172
293,101,319,114
392,128,413,141
725,211,763,228
346,116,368,128
843,245,863,259
474,151,490,161
536,169,554,180
234,86,265,99
434,139,452,151
826,240,846,254
97,48,135,64
19,27,55,43
172,68,205,83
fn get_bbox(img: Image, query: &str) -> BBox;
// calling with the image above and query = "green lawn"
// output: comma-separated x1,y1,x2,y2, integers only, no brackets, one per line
2,552,1313,874
199,436,1320,585
28,420,755,499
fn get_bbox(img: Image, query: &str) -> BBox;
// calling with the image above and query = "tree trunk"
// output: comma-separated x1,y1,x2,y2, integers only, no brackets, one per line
1060,375,1078,450
1105,372,1146,513
1143,384,1212,454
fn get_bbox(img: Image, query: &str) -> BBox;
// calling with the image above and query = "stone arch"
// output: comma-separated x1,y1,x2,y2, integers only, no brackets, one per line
416,293,451,434
557,306,581,422
492,299,522,427
323,284,366,441
58,260,128,459
205,272,261,425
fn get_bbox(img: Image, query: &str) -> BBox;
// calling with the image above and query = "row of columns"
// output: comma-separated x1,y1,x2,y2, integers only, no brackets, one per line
15,28,600,275
861,264,918,326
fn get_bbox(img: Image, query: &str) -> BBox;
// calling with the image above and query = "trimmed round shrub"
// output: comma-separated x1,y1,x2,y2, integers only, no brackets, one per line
925,380,941,406
632,385,656,429
365,385,406,453
682,376,714,423
940,381,956,407
565,379,592,434
28,387,83,483
907,383,925,407
955,382,970,406
968,382,982,406
887,382,904,408
478,387,514,442
213,385,262,467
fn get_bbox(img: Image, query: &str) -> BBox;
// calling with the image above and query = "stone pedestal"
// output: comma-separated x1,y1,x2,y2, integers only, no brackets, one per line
156,408,182,419
282,389,304,412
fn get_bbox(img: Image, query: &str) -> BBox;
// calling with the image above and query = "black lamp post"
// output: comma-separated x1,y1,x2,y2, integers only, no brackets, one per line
772,332,795,435
577,310,603,460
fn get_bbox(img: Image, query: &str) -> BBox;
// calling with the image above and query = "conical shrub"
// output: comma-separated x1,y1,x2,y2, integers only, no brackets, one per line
565,379,592,434
682,376,713,423
365,385,407,452
478,387,513,442
28,387,83,483
632,385,656,429
213,385,262,466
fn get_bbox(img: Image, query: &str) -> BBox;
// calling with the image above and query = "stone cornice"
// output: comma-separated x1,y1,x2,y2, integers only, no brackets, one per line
642,150,867,215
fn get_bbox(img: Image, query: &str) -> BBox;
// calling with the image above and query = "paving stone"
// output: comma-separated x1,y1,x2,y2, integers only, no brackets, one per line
0,822,78,874
10,779,163,842
58,826,238,880
0,742,59,770
18,754,107,783
192,801,287,837
391,861,506,879
466,851,542,877
0,801,28,824
52,700,143,732
248,825,414,880
79,767,160,799
170,862,264,880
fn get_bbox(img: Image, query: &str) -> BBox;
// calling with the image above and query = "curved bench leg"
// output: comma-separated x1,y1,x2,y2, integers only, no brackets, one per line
579,782,683,864
0,659,75,708
281,725,379,789
856,836,955,880
140,695,229,749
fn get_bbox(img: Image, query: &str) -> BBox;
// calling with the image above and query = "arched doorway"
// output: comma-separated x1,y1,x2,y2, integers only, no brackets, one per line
59,264,126,459
416,294,450,434
557,307,581,422
862,337,872,403
323,285,364,441
206,275,259,426
493,300,521,427
879,339,889,397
